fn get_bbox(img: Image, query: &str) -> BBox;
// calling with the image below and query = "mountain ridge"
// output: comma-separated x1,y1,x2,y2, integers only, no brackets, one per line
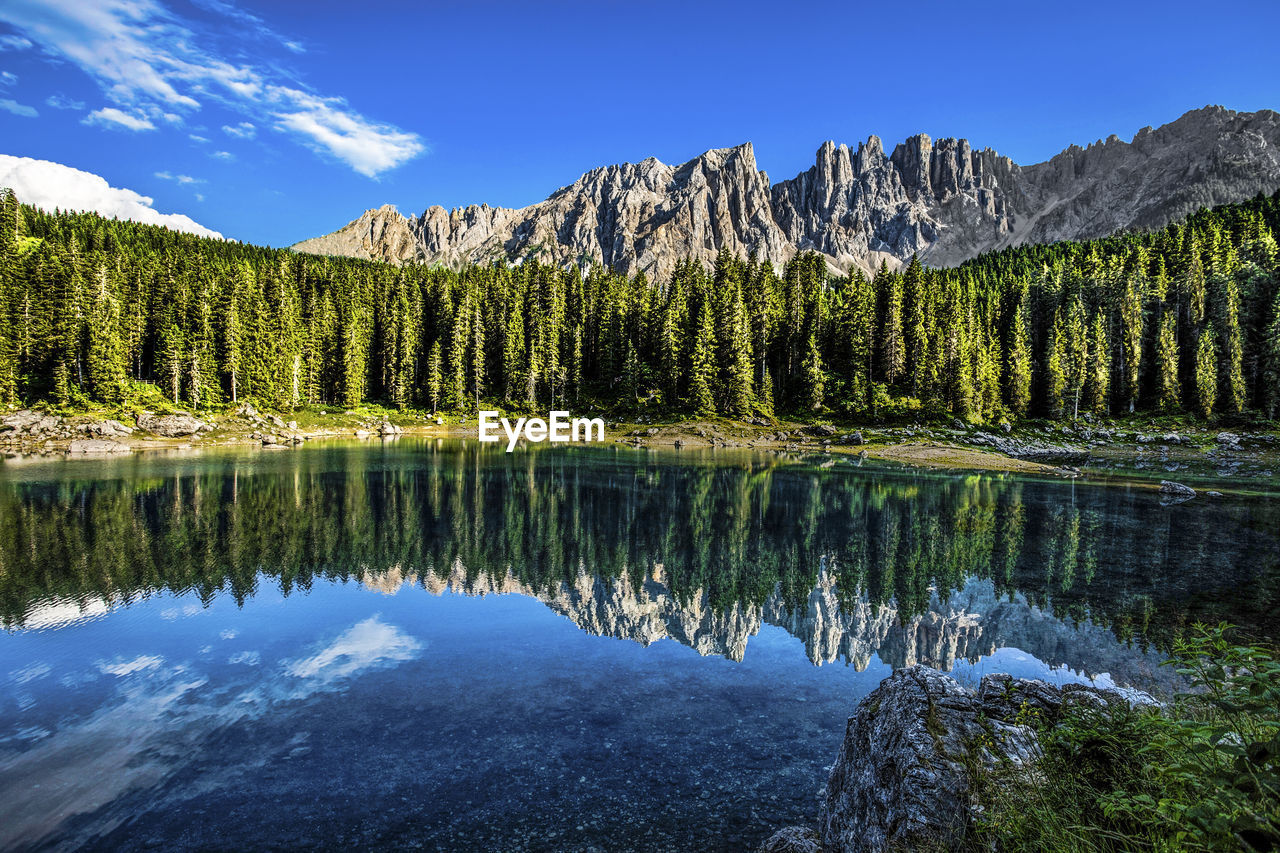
293,105,1280,277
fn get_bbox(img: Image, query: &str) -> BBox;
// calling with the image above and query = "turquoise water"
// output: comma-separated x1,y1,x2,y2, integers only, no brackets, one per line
1,441,1277,851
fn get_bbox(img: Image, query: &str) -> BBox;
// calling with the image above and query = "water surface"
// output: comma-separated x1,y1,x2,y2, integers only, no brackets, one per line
2,441,1277,851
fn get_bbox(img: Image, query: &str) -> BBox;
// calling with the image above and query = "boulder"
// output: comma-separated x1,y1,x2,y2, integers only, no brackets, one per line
811,424,838,437
1158,480,1196,498
233,403,261,420
268,414,287,429
68,439,131,454
819,666,1038,853
378,421,402,435
136,413,211,437
82,419,134,437
816,667,1156,853
757,826,822,853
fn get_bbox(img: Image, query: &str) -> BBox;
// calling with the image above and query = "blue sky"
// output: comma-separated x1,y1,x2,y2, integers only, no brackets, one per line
1,0,1278,247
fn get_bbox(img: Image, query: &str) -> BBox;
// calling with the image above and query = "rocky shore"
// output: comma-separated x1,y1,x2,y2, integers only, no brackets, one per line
759,666,1159,853
3,406,1278,486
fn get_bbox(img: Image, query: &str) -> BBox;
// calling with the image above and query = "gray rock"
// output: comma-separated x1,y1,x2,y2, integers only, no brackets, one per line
287,420,298,430
68,438,131,454
268,414,287,429
818,668,1157,853
378,421,402,435
233,402,261,419
136,413,211,437
811,424,838,437
82,419,134,437
1158,480,1196,498
758,826,822,853
820,666,1038,853
999,421,1012,434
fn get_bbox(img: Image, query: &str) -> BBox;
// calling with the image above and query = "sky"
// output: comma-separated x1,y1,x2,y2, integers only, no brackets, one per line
0,0,1278,248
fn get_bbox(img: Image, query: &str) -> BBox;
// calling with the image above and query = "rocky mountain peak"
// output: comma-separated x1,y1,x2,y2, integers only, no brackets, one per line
294,106,1280,279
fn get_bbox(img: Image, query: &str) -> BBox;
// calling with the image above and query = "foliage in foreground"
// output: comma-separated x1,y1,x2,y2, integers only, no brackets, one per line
977,624,1280,852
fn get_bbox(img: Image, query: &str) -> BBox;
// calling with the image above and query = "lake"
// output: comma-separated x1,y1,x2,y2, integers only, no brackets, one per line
1,440,1277,851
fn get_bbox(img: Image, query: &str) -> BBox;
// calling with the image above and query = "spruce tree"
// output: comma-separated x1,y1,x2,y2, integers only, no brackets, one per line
426,340,443,415
902,255,929,396
801,331,825,411
1084,310,1110,416
1213,274,1245,414
1194,328,1218,418
1004,285,1032,418
1154,309,1181,411
1263,289,1280,419
688,297,716,415
877,263,904,386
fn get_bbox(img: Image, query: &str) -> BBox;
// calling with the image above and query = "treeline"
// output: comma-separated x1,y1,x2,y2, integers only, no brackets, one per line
2,187,1279,422
2,444,1277,655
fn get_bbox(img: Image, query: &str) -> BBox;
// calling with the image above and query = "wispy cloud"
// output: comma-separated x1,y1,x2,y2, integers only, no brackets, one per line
0,71,16,87
154,171,203,185
0,154,222,238
211,150,233,160
45,92,85,110
0,33,33,50
1,98,38,117
221,120,255,139
0,0,424,176
83,106,154,131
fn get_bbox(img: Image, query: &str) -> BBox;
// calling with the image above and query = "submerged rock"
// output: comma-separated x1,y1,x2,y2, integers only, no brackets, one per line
757,826,822,853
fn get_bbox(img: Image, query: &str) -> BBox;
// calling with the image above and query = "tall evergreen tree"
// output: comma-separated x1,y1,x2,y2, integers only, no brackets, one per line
1194,328,1218,418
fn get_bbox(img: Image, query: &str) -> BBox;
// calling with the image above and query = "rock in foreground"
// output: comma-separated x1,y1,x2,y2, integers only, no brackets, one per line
814,666,1155,853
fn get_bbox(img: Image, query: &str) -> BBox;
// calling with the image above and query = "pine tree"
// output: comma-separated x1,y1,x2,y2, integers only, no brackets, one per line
1084,310,1110,416
1044,308,1068,418
86,265,127,404
1194,328,1218,418
801,331,825,411
470,298,485,412
902,255,929,396
1263,289,1280,419
1213,274,1245,414
1003,284,1032,418
721,283,755,417
688,297,716,415
877,263,904,385
1118,272,1143,412
1154,309,1181,411
426,339,443,415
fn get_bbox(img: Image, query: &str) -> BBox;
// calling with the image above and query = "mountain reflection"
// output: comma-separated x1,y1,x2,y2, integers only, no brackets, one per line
2,442,1277,677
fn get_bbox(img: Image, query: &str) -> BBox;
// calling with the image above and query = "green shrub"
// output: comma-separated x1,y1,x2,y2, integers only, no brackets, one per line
974,623,1280,852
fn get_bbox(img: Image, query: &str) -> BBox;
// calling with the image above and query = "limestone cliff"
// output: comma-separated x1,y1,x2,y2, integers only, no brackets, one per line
295,106,1280,278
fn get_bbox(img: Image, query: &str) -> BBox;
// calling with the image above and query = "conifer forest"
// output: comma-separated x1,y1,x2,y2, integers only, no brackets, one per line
1,186,1279,423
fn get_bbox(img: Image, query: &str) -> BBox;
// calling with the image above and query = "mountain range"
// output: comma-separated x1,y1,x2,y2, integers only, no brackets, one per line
293,105,1280,278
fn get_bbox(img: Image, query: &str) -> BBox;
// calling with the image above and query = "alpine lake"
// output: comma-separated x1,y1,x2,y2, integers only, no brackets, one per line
1,439,1278,851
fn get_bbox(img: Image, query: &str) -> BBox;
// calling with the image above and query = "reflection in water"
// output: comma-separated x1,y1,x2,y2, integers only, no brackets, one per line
3,442,1276,660
0,441,1277,850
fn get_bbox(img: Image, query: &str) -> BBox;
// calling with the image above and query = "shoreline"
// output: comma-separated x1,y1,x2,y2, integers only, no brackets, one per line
3,406,1278,489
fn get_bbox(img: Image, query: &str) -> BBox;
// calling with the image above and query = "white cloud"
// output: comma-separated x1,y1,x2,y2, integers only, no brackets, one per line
154,171,202,185
0,71,16,86
83,106,155,131
45,92,84,110
211,150,233,160
0,98,37,117
286,617,421,683
0,154,222,238
283,40,304,54
221,120,254,139
0,0,424,177
0,33,32,50
188,132,208,143
271,87,425,178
